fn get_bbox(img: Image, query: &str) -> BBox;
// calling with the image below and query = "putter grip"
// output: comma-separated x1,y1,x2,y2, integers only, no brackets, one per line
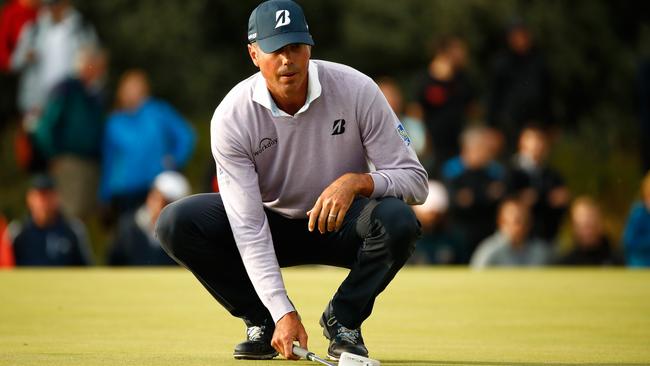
292,345,313,360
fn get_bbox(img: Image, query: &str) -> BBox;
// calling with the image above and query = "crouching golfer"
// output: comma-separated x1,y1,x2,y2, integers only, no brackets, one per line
156,0,427,361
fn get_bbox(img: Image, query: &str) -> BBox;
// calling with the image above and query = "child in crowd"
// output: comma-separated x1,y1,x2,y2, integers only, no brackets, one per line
559,197,622,266
471,198,551,268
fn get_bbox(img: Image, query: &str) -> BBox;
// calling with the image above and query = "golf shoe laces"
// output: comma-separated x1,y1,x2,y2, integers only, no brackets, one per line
246,325,267,342
336,326,361,344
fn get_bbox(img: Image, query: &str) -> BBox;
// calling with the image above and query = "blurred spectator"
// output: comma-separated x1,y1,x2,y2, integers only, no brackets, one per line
32,46,107,219
10,0,97,173
410,181,466,265
377,77,429,159
442,126,506,260
622,171,650,267
0,0,38,72
505,126,569,242
107,171,190,266
485,127,505,162
11,0,97,116
6,174,93,266
0,214,15,267
0,0,38,131
100,69,196,216
639,59,650,172
415,35,476,175
559,197,622,266
487,20,551,150
471,199,551,268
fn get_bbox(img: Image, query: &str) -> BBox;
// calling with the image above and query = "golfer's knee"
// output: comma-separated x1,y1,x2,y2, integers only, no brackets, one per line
155,198,190,258
373,198,420,259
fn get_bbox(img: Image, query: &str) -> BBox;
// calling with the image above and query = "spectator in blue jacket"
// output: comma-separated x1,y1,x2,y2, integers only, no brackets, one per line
8,174,93,266
622,171,650,267
99,69,195,215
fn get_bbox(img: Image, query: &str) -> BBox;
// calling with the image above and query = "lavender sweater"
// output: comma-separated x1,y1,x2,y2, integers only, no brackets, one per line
211,60,428,322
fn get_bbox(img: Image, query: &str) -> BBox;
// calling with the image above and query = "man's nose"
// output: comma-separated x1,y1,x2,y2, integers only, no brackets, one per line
278,49,293,65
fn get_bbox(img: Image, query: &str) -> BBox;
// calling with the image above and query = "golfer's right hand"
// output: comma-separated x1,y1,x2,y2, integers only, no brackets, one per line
272,311,308,360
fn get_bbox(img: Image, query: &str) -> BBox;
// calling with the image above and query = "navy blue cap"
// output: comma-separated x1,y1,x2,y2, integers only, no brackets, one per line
248,0,314,53
30,174,56,191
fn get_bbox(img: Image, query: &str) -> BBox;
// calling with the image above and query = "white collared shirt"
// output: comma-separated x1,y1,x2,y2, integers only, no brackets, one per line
252,60,322,117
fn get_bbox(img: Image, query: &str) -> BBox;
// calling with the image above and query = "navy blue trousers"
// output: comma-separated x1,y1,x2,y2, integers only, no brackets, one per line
155,193,419,328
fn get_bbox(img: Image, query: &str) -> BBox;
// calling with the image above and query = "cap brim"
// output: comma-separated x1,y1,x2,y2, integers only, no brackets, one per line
257,32,314,53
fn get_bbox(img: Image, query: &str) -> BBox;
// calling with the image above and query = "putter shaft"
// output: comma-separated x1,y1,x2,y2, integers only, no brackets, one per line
293,346,335,366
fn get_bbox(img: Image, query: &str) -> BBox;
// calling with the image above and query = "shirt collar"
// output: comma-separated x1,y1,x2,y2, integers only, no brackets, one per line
252,60,321,117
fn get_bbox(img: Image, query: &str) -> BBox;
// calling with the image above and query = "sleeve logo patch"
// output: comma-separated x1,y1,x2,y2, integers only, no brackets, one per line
397,123,411,146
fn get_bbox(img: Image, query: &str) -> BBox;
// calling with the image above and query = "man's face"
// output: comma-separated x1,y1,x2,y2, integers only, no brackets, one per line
80,53,107,86
519,130,548,164
508,28,532,55
117,72,149,110
26,189,60,227
499,202,529,244
248,43,311,99
49,0,70,22
572,204,603,247
462,132,493,169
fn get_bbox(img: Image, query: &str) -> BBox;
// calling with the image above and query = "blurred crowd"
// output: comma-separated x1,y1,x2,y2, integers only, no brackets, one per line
0,0,649,268
0,0,195,267
380,26,650,268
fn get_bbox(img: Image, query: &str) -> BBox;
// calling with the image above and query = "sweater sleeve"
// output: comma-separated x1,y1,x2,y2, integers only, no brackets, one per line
357,79,428,204
211,110,294,324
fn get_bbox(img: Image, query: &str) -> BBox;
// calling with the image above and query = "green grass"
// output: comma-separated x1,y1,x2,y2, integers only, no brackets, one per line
1,268,649,366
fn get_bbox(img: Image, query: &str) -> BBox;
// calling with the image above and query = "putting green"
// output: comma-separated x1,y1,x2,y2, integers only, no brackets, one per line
0,268,648,366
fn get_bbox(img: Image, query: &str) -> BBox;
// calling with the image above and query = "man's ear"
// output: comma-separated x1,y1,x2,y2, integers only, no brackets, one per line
248,44,260,68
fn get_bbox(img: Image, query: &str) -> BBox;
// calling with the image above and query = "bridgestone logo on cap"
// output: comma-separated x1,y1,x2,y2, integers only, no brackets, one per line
275,10,291,28
248,32,257,41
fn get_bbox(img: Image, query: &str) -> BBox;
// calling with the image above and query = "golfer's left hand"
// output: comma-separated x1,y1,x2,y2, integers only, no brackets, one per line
307,173,373,233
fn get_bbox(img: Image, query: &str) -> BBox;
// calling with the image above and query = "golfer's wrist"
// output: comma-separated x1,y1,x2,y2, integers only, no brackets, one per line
352,173,374,197
278,311,301,323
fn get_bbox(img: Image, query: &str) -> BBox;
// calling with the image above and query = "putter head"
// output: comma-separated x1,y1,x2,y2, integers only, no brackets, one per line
338,352,380,366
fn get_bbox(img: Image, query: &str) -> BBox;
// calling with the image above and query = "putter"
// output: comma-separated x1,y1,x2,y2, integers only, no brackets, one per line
293,345,381,366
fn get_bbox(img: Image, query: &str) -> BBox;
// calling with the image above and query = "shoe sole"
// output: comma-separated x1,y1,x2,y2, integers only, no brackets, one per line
233,351,278,360
327,353,340,361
